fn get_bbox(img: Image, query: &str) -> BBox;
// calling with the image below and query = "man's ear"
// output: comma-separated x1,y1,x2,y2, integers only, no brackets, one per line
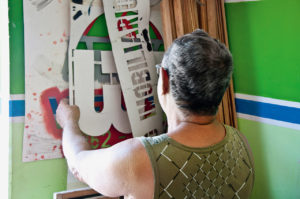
161,68,169,95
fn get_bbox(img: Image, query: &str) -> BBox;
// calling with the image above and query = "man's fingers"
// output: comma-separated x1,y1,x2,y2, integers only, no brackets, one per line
71,105,80,112
57,98,69,111
61,98,69,105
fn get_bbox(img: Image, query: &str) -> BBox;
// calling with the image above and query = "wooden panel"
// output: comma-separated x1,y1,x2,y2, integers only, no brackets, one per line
54,188,119,199
160,0,238,128
160,0,177,49
198,0,208,32
182,0,199,33
218,0,238,127
173,0,185,37
222,90,231,125
206,0,218,38
217,101,225,124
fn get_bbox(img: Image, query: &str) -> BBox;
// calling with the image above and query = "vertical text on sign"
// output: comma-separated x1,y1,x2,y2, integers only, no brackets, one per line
115,0,156,121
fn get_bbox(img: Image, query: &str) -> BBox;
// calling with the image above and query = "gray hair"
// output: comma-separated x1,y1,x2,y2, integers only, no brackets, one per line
162,29,233,116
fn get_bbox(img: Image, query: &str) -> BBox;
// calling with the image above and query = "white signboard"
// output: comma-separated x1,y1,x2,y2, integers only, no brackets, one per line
68,0,132,136
103,0,163,137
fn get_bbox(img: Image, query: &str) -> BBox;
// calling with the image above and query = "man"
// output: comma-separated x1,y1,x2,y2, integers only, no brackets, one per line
57,29,254,198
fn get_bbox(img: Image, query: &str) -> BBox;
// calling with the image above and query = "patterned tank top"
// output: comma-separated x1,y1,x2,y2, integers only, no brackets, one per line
139,125,254,199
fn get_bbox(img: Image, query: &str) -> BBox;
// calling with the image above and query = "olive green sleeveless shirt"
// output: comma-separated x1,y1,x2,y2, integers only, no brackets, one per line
139,125,254,199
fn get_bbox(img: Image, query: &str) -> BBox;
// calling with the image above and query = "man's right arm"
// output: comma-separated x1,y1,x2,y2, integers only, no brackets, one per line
57,99,154,198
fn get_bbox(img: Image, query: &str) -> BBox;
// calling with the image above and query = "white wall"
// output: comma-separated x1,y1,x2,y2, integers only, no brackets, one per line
0,0,10,198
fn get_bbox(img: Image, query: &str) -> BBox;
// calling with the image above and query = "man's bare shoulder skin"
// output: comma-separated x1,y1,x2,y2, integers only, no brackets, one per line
74,137,154,199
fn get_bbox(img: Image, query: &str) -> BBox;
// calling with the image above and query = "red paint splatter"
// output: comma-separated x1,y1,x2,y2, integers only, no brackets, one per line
27,113,32,120
25,125,29,128
33,93,37,96
41,155,45,159
34,98,37,101
53,41,57,45
59,145,64,157
48,67,52,71
52,145,57,151
27,135,31,139
63,31,67,37
40,87,68,140
35,158,38,161
35,153,37,156
29,143,32,146
60,38,64,43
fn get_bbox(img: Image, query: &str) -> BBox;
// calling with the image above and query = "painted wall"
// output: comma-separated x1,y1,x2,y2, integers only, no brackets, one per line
225,0,300,198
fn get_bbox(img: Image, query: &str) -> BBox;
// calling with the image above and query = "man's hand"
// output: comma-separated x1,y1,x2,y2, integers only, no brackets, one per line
56,98,80,128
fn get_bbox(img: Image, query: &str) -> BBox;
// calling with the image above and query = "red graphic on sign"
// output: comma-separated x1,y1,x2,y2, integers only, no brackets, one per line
88,125,133,149
117,12,137,38
91,88,132,147
40,87,68,140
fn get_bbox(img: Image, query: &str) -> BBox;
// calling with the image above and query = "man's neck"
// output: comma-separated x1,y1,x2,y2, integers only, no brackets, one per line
166,109,217,132
166,115,226,148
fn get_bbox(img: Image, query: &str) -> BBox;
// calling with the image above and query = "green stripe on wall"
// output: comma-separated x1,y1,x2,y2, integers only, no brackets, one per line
225,0,300,102
238,118,300,199
9,1,25,94
11,123,68,199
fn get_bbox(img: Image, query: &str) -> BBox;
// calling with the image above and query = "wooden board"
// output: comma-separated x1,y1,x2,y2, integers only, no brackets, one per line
160,0,177,49
54,187,119,199
160,0,238,128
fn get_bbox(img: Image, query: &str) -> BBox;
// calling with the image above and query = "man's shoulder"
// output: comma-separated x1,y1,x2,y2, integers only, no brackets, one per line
116,137,154,198
224,124,255,170
139,133,168,145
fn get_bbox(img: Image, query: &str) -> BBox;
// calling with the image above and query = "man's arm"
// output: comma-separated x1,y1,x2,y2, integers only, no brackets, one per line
61,121,91,183
56,99,153,197
73,138,153,197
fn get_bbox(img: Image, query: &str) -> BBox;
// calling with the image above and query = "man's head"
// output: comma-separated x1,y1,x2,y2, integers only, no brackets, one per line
159,29,233,116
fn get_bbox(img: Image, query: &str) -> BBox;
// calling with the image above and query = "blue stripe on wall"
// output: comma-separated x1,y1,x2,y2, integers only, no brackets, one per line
235,98,300,125
10,97,300,125
9,100,25,117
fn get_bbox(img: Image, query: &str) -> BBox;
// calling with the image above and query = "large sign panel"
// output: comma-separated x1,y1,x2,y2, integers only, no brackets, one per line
23,0,164,161
102,0,163,137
